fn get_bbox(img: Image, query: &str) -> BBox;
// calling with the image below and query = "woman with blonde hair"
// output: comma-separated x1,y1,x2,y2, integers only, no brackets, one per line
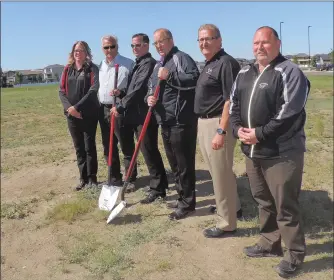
59,41,100,190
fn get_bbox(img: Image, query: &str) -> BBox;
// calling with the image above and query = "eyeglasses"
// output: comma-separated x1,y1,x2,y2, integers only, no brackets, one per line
130,43,145,48
152,38,170,46
197,37,219,43
103,45,116,50
74,49,85,53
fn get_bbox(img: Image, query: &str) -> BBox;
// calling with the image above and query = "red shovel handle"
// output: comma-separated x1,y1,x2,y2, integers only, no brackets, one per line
107,64,119,168
121,79,162,200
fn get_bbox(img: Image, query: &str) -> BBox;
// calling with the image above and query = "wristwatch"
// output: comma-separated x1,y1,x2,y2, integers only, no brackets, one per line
217,128,227,135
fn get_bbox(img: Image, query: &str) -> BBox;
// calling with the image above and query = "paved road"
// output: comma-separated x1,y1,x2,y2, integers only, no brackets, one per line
303,70,333,76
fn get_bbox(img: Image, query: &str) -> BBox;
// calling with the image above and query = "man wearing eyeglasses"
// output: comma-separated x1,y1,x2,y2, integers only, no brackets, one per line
194,24,242,238
110,33,169,196
146,28,200,220
98,35,135,186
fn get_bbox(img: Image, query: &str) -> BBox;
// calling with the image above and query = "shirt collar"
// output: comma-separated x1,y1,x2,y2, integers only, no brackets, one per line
104,53,120,66
205,48,226,64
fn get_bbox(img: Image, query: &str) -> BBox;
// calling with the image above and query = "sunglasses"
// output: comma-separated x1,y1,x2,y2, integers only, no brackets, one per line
130,43,144,48
103,45,116,50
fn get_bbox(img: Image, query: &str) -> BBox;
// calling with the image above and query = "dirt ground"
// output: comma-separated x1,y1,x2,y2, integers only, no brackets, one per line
1,151,333,280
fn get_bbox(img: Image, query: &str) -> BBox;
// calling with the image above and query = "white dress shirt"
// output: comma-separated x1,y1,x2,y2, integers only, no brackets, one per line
98,54,134,104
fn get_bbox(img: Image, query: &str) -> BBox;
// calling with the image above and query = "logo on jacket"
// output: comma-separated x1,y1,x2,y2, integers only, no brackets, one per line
206,68,213,75
259,82,268,89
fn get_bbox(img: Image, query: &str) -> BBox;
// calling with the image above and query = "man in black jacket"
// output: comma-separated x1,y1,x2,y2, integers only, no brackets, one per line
229,26,310,278
147,28,200,220
111,33,169,196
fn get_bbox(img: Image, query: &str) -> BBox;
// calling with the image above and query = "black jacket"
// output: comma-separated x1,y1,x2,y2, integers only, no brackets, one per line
147,46,200,126
116,53,156,125
59,62,100,119
229,54,310,159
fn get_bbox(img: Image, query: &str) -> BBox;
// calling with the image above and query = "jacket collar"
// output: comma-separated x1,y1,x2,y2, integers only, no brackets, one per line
162,46,179,66
135,52,152,64
253,53,286,71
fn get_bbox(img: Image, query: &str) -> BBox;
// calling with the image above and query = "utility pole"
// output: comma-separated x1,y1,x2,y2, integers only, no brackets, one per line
280,22,284,54
308,25,312,69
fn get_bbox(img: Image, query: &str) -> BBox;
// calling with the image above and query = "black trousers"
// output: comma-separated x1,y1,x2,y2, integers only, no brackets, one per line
161,123,197,210
246,153,306,265
67,115,98,182
125,119,169,195
98,104,137,182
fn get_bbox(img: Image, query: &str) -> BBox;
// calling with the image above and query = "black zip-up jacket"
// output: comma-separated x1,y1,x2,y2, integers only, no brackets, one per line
146,46,200,126
229,54,310,159
116,53,156,125
59,62,100,119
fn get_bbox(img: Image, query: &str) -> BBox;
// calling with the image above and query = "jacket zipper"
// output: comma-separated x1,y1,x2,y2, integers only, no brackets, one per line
247,65,270,158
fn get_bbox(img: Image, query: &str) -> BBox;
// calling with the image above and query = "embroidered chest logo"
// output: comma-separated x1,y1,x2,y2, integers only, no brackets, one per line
206,68,213,75
259,82,268,89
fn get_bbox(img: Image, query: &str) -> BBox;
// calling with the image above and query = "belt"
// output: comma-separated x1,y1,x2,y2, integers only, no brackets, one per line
102,103,113,109
199,112,221,119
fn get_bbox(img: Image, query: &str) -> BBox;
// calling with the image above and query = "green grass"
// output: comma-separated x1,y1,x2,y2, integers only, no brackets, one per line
307,75,334,92
1,76,333,280
1,197,39,219
46,190,98,223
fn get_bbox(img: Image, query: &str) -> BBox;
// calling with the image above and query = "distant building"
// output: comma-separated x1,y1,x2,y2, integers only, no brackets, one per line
18,69,44,84
313,54,331,66
43,64,64,82
2,70,17,84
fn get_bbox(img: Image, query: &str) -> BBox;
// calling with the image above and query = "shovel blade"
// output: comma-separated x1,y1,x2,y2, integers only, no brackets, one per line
107,201,126,224
98,184,121,211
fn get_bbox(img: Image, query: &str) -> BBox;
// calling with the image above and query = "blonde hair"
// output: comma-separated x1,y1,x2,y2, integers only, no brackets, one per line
198,24,221,38
67,41,93,65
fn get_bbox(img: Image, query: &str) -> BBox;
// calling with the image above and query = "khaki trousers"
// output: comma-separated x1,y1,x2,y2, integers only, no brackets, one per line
198,117,240,231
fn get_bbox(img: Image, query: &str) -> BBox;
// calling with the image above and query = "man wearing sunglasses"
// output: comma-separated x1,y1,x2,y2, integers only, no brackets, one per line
110,33,169,196
146,28,200,220
98,35,135,186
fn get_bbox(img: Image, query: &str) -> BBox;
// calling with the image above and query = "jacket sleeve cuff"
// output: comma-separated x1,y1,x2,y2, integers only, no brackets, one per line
232,125,241,139
255,127,265,142
119,90,126,99
73,104,80,111
116,104,125,114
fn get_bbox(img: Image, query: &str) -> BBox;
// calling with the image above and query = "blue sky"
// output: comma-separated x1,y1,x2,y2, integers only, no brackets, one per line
1,2,333,70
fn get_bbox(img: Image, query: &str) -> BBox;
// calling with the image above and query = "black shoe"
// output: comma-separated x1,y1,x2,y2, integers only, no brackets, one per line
143,186,151,194
274,260,300,278
75,180,87,191
111,178,123,187
140,192,166,204
168,208,195,220
88,176,98,188
237,209,243,220
244,244,283,258
125,182,136,193
203,227,236,238
166,200,178,209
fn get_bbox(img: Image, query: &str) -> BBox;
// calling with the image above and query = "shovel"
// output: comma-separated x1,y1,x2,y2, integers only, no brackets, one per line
106,79,162,223
98,64,120,211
